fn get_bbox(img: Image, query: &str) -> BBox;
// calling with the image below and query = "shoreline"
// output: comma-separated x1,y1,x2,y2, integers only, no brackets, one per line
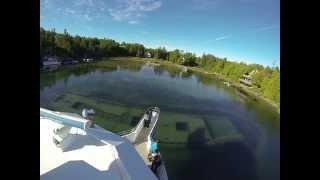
114,57,280,113
45,56,280,113
187,66,280,113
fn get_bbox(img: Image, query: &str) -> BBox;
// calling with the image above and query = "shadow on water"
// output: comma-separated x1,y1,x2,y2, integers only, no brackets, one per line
154,64,183,78
179,128,257,180
118,62,143,72
71,101,90,109
181,69,194,79
153,64,165,76
130,116,141,126
176,122,189,131
203,114,263,151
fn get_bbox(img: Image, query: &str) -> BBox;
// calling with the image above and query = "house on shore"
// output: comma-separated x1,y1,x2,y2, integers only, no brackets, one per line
239,70,257,87
180,57,186,65
145,52,152,58
82,58,94,63
42,56,61,70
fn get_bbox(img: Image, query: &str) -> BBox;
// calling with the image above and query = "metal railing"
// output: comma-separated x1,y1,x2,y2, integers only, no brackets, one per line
121,117,146,143
118,107,160,144
40,107,91,130
118,111,147,143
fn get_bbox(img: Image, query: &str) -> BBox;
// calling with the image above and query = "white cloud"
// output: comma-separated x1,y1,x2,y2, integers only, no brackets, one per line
192,0,220,10
254,25,278,32
108,0,162,23
141,31,149,35
137,1,162,11
65,8,75,14
239,0,255,3
40,0,50,9
84,14,92,21
129,20,139,24
108,8,130,21
74,0,95,7
41,0,161,23
215,34,232,41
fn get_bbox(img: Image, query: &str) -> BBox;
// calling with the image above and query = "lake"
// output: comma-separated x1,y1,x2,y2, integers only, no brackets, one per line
40,59,280,180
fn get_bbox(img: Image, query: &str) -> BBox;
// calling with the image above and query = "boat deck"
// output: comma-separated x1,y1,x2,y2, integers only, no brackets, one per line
135,113,158,143
132,113,158,165
40,116,158,180
121,107,168,180
134,141,168,180
134,142,152,166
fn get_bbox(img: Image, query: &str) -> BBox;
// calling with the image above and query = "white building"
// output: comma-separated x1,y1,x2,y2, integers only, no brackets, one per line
239,70,257,87
83,58,94,63
145,52,152,58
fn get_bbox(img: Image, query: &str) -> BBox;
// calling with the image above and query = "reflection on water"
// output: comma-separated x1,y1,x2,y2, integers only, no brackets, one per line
40,60,280,180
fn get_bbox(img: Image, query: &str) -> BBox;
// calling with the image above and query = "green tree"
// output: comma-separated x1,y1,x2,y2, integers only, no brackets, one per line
168,49,181,63
262,71,280,102
182,52,197,66
39,27,280,104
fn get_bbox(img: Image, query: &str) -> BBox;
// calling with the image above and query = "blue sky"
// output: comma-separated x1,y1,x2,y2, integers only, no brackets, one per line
40,0,279,67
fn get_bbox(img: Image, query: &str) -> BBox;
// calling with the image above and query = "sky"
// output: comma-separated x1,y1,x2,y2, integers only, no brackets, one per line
40,0,280,67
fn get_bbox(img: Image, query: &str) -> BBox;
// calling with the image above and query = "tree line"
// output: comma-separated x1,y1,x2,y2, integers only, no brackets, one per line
40,27,279,104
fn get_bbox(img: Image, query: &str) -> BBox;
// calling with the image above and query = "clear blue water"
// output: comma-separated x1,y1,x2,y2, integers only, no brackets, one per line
40,60,280,180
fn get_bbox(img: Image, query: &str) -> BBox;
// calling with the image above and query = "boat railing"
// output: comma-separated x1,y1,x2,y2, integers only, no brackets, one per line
118,107,160,144
40,107,91,130
117,128,136,136
119,114,146,143
146,108,160,152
